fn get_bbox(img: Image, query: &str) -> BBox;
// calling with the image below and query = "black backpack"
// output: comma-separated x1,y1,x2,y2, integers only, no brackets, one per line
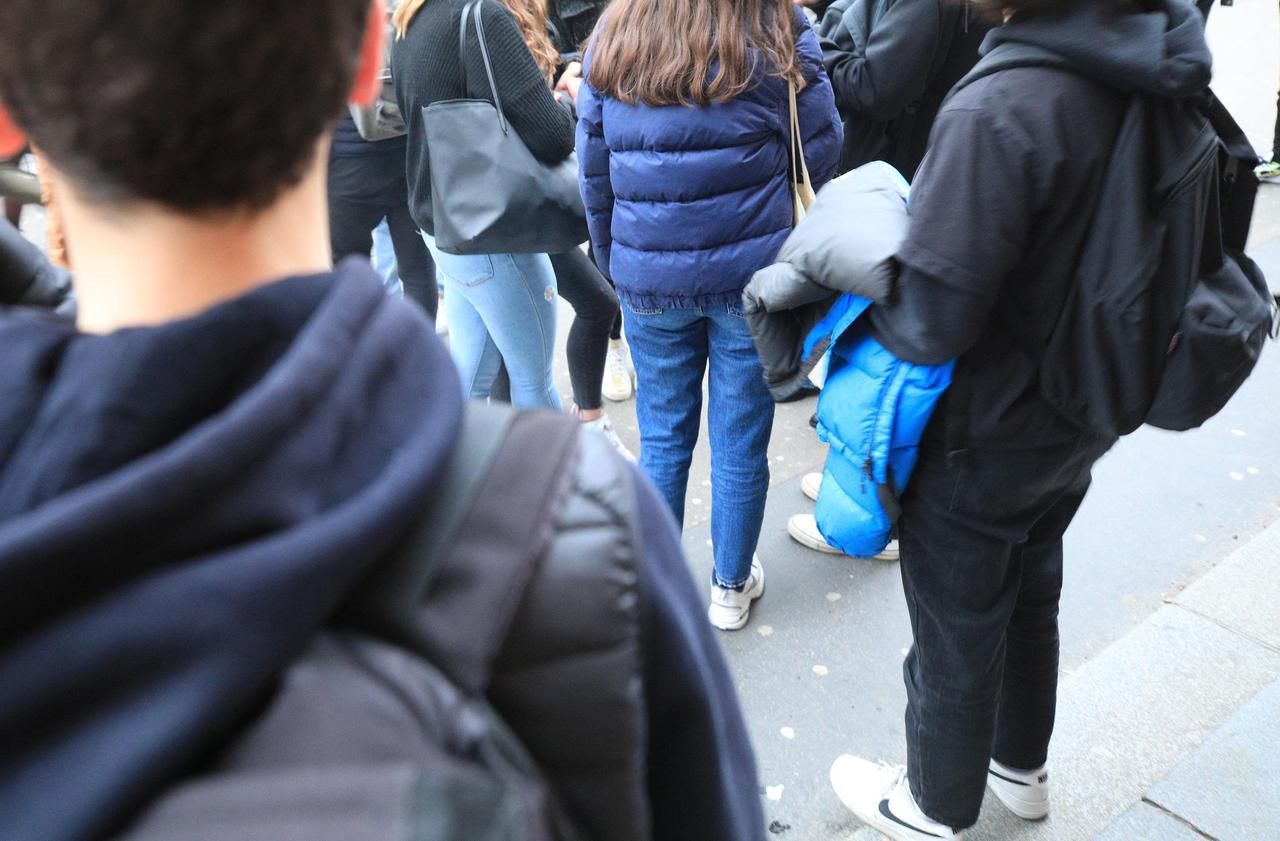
349,2,408,141
952,43,1276,438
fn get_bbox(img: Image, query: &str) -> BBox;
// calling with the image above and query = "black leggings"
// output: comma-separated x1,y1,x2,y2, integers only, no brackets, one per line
491,247,620,410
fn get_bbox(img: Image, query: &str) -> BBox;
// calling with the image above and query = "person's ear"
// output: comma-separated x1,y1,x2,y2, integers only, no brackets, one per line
350,0,388,106
0,102,25,159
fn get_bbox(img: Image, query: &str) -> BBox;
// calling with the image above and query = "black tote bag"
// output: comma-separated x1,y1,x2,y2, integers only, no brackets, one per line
425,0,588,256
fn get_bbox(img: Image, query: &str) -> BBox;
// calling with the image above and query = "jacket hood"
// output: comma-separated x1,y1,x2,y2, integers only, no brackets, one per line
983,0,1211,97
0,262,463,841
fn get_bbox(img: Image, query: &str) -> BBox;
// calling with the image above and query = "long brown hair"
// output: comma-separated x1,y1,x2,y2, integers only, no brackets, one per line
394,0,559,79
586,0,803,106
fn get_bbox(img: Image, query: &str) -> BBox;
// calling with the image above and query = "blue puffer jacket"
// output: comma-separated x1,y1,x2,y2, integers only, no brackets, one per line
577,9,843,309
743,163,951,557
808,295,952,557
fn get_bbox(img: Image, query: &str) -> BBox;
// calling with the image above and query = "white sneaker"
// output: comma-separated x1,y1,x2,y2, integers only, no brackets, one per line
787,513,846,555
830,756,959,841
801,471,823,502
577,410,636,463
987,759,1049,821
707,558,764,631
787,514,901,561
602,338,635,402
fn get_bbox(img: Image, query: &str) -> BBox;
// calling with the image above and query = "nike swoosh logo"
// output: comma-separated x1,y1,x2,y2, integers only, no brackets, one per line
879,799,944,838
988,769,1031,787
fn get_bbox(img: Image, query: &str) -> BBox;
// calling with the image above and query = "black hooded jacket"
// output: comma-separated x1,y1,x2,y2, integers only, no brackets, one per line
869,0,1213,446
820,0,991,179
0,219,73,314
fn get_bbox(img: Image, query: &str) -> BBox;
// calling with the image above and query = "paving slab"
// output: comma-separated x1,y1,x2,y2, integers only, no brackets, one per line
680,471,915,841
964,606,1280,841
1095,803,1208,841
1145,679,1280,841
1174,519,1280,651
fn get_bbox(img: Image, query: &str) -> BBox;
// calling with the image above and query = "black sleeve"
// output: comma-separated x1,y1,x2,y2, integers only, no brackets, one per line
823,0,942,120
467,3,575,164
631,471,766,841
870,99,1038,365
0,219,72,311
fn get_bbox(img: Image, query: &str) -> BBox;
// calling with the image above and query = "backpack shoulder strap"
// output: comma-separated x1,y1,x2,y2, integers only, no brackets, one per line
338,402,581,698
948,41,1074,101
414,409,581,695
341,400,516,629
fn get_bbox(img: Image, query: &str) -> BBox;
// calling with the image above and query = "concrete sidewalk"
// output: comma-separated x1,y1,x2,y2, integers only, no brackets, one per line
975,519,1280,840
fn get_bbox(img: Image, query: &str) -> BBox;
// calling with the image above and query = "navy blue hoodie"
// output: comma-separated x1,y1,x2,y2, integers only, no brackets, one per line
0,263,764,841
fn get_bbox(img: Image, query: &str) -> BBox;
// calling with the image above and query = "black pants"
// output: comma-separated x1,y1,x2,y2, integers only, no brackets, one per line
491,247,620,409
898,425,1114,829
550,248,619,411
328,151,437,319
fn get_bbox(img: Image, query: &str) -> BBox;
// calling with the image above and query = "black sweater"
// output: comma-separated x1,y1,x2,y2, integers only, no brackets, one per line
392,0,575,235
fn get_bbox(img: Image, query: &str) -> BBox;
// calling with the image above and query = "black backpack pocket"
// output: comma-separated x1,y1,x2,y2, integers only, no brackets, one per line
1146,251,1273,430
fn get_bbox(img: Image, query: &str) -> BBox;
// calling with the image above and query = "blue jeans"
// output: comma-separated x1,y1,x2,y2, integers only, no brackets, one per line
423,234,561,410
623,302,774,588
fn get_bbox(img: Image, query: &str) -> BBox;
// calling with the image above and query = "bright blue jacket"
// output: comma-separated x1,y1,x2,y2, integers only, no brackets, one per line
808,294,953,557
577,9,843,309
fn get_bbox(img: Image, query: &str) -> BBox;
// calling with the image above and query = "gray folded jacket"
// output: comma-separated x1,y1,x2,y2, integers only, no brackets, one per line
743,162,909,402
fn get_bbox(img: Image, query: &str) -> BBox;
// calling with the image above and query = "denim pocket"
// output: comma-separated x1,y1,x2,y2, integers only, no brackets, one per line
438,253,495,288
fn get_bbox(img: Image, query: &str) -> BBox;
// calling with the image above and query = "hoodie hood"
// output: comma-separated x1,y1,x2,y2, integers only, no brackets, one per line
983,0,1212,98
0,261,463,841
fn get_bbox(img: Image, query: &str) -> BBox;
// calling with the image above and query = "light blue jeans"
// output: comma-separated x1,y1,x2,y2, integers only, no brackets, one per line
371,219,403,297
423,233,561,409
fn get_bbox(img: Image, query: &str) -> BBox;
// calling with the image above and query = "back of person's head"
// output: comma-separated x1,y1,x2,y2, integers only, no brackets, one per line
394,0,560,78
0,0,374,213
587,0,802,107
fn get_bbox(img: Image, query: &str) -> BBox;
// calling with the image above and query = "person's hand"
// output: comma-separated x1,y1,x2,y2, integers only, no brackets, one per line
555,61,584,106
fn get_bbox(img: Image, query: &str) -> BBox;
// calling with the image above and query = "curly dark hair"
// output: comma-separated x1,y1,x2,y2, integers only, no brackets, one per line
0,0,370,212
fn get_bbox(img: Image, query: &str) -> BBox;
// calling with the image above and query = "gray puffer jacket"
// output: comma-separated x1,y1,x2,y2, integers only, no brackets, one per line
742,162,909,401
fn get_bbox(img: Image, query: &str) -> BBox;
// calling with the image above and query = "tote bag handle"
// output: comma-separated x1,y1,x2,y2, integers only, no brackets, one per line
459,0,510,135
788,79,816,224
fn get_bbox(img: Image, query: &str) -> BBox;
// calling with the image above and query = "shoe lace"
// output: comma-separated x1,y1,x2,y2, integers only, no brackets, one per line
879,762,908,799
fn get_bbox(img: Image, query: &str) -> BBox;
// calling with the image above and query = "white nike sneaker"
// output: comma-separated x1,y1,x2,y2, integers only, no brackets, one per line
602,338,635,402
830,756,959,841
787,514,900,561
801,471,823,502
707,558,764,631
987,759,1050,820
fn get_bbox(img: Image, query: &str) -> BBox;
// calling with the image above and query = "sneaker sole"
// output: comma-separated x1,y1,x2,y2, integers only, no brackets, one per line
787,518,847,555
875,545,901,562
987,779,1049,821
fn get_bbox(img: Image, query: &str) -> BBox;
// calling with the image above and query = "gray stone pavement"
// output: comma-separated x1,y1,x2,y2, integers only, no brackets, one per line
543,5,1280,838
